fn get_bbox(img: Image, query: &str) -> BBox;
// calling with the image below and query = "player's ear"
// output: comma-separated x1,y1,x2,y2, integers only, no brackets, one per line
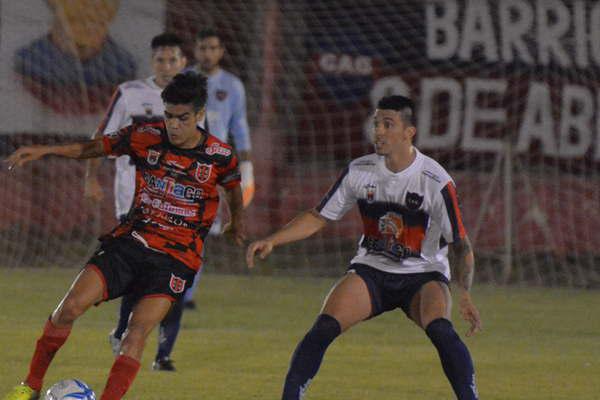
405,126,416,141
195,106,205,121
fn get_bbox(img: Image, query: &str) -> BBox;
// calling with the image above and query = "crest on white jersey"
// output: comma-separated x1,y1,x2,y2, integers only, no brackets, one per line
405,191,424,210
143,102,154,116
364,183,376,203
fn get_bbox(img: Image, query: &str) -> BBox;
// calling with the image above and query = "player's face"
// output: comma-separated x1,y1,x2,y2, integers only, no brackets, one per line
152,47,187,88
194,37,224,73
164,103,205,148
372,109,415,156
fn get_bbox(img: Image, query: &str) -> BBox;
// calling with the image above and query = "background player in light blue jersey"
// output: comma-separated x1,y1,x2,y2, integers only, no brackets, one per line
182,28,255,308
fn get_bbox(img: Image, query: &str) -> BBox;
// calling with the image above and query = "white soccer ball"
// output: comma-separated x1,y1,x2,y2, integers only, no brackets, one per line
44,379,96,400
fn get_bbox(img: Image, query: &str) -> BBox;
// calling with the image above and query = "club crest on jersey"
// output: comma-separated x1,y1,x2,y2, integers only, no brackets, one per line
405,192,424,210
195,163,213,183
216,89,228,101
364,183,376,203
378,212,404,241
205,143,231,156
146,149,161,165
169,274,186,294
143,102,153,116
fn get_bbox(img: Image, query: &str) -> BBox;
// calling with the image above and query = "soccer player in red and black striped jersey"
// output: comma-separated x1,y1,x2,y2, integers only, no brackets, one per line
3,72,244,400
247,96,481,400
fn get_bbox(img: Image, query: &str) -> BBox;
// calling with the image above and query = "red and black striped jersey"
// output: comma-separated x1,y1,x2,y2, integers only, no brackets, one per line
102,121,240,271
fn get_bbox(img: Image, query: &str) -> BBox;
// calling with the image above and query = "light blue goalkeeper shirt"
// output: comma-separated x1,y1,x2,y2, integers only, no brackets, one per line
187,67,251,152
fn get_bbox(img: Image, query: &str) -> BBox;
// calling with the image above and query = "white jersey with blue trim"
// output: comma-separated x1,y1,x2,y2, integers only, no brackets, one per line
97,76,165,218
316,149,467,279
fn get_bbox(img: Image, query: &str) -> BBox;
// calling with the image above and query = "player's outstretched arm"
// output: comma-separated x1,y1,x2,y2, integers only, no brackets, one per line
448,235,482,337
84,131,105,202
5,138,106,171
246,209,327,268
223,184,246,246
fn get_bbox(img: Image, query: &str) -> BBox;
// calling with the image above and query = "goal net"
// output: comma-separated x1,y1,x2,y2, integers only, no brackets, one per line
1,0,599,287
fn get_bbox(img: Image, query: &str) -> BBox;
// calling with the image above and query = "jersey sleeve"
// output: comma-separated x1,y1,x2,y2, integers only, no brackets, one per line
95,88,129,136
102,125,134,157
315,167,355,221
228,80,251,152
217,152,242,189
433,180,468,244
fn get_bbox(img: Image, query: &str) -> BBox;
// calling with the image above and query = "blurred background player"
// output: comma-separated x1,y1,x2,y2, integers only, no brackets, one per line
84,33,189,371
3,71,245,400
247,96,481,400
182,28,254,309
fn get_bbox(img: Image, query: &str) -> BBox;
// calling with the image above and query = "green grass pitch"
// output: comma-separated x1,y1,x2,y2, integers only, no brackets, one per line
1,268,599,399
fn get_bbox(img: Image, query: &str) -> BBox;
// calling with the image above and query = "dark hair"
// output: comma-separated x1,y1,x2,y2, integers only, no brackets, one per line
377,95,415,126
196,28,222,43
161,72,207,112
151,33,184,51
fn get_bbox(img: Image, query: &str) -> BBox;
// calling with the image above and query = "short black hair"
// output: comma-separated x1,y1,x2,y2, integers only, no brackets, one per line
151,33,184,51
196,28,222,43
377,95,415,126
161,71,207,112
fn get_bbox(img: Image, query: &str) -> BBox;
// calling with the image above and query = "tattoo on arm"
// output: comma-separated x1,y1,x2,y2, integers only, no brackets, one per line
449,236,475,291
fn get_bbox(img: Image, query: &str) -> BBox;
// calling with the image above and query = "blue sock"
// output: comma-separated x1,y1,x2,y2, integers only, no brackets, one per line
426,318,479,400
282,314,341,400
156,298,184,360
114,294,136,339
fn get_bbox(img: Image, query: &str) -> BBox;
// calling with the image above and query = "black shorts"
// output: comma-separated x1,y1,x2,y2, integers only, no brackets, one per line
86,237,196,303
347,263,449,318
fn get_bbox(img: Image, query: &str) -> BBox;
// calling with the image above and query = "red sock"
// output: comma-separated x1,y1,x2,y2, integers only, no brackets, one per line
25,319,72,391
100,355,141,400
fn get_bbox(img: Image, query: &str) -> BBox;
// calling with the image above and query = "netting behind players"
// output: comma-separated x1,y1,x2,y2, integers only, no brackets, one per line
1,0,599,287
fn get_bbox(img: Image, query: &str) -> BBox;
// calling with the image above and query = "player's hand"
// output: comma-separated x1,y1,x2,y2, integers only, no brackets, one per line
246,239,274,269
84,176,105,202
222,219,246,247
4,145,48,170
458,291,482,337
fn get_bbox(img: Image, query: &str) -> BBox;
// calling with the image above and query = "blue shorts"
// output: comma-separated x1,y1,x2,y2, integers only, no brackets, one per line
347,263,449,318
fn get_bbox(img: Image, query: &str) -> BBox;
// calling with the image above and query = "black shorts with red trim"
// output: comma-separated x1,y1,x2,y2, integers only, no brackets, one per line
86,237,196,303
347,263,449,318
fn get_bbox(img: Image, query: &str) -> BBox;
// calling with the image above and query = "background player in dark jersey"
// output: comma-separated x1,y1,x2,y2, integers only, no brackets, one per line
247,96,481,400
2,72,244,400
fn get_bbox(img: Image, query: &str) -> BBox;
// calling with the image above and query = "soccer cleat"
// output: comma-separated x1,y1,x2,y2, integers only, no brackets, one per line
152,357,176,372
2,384,40,400
108,329,122,356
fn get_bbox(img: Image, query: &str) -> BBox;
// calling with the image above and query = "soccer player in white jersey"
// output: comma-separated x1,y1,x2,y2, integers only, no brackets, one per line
247,96,482,400
84,33,188,372
182,28,254,308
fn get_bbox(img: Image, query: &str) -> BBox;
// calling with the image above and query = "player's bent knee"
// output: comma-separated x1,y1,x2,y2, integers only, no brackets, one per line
120,326,147,354
53,298,87,324
307,314,342,344
425,318,460,344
